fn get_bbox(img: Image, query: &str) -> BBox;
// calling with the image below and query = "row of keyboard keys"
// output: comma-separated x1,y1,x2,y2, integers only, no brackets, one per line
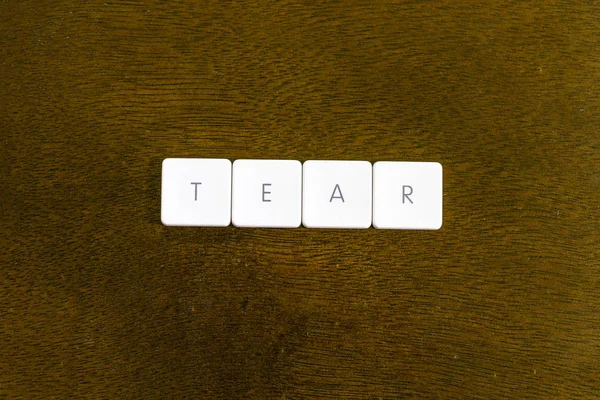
161,159,442,229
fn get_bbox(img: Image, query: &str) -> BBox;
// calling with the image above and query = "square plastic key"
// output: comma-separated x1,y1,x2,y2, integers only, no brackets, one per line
373,161,442,230
232,159,302,228
161,158,232,226
302,160,372,229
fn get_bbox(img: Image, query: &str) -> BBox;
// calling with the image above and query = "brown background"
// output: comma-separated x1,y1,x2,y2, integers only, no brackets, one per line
2,1,600,398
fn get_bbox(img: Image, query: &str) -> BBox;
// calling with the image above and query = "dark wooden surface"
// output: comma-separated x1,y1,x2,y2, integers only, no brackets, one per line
2,1,600,398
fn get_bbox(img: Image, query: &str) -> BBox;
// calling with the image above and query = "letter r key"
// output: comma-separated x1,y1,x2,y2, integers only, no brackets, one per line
373,161,443,230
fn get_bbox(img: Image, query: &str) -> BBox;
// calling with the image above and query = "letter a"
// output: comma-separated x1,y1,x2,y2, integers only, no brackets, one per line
330,184,345,202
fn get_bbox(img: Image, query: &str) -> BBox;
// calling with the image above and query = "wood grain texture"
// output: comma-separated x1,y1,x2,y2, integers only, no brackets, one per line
1,0,600,398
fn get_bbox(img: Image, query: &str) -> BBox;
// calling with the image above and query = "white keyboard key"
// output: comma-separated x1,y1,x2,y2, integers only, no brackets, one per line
161,158,232,226
373,161,442,230
232,159,302,228
302,160,372,229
